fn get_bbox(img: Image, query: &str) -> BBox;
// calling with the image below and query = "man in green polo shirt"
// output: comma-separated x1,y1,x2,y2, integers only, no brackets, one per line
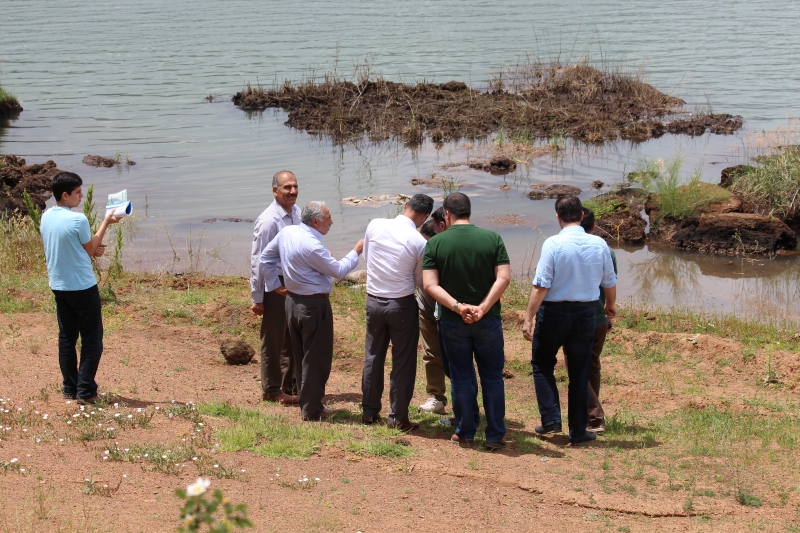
422,193,511,450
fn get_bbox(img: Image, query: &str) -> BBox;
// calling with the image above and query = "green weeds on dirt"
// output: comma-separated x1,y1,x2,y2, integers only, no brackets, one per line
731,145,800,220
628,156,729,220
198,402,411,459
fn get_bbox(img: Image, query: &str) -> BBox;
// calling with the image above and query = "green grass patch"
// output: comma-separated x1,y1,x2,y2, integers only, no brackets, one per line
629,156,729,220
583,195,625,220
617,303,800,351
199,402,410,459
731,145,800,219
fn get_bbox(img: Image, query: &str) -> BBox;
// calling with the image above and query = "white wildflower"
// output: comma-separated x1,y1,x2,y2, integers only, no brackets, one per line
186,478,211,497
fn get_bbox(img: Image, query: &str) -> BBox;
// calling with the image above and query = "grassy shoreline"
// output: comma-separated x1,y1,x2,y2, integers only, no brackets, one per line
3,214,800,530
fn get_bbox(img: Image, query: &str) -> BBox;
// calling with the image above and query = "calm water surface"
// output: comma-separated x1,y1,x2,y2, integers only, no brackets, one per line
2,0,800,319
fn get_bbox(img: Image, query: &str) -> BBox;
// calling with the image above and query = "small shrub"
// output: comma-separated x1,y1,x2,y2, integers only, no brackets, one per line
629,156,728,220
176,479,252,532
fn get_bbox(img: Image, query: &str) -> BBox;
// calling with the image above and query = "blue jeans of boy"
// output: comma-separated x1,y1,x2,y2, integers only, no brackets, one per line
439,316,506,443
531,304,595,442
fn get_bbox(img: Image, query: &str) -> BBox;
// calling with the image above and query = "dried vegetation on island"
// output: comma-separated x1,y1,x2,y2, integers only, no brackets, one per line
233,57,742,145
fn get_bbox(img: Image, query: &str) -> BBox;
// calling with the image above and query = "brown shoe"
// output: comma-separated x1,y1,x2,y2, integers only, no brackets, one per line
450,433,474,447
319,408,343,420
77,396,98,405
264,392,299,406
361,415,381,425
387,419,419,432
484,439,508,451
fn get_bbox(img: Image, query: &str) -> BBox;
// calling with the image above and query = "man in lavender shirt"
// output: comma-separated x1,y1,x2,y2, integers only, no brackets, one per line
250,171,301,405
261,201,364,421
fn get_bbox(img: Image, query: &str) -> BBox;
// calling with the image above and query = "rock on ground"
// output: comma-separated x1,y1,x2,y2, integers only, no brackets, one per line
0,155,61,215
669,213,798,255
220,339,255,365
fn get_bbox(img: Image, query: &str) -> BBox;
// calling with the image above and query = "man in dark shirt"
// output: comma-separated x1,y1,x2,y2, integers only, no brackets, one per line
417,217,448,415
580,206,617,433
423,193,511,450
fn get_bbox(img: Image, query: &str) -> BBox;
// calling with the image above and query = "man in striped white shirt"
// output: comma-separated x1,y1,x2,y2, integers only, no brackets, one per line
361,194,434,431
250,171,301,405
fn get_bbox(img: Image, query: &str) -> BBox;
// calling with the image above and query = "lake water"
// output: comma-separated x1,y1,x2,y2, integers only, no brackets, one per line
2,0,800,320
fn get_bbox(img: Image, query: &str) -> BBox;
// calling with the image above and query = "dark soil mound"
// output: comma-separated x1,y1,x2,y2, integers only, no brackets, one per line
83,155,116,168
220,339,255,365
669,213,797,255
719,165,755,189
595,210,647,243
665,114,742,136
233,61,741,144
0,155,61,215
527,184,581,200
0,99,23,118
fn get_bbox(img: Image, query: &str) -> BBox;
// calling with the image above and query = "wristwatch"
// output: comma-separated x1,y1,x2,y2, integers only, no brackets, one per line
452,301,460,312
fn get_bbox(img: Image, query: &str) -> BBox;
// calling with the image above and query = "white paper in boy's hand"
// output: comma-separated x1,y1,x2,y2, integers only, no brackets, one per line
106,189,132,218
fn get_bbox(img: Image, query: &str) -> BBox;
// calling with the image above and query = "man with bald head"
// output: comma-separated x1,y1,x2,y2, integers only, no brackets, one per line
250,171,301,405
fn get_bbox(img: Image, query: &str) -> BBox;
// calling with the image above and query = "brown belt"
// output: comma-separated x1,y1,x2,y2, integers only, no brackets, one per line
367,293,414,300
287,291,329,299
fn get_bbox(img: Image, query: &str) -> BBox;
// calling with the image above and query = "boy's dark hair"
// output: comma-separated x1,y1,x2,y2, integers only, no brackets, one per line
420,219,436,238
580,206,595,233
555,195,583,223
431,206,445,224
408,194,434,215
52,172,83,202
443,192,471,219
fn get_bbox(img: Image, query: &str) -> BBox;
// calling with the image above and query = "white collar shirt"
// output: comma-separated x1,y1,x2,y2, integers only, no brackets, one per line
363,215,426,298
250,200,301,303
260,224,360,295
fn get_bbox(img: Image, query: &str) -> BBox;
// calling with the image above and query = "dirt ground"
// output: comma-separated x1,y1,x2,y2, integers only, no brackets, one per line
1,279,799,532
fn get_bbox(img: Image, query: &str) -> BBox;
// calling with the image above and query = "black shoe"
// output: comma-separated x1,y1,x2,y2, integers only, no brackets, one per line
569,432,598,447
534,423,562,435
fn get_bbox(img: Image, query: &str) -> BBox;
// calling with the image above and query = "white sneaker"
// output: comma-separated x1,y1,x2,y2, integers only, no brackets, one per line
418,397,447,415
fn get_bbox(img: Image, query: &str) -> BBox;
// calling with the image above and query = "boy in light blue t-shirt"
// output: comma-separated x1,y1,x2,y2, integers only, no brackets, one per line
40,172,120,404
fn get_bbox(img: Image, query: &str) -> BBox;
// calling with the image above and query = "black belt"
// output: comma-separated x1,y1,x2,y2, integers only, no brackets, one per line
542,300,597,308
288,292,329,299
367,293,414,300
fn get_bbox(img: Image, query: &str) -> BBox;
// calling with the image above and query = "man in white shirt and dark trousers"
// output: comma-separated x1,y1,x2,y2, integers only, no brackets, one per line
361,194,434,430
250,171,301,405
260,201,364,421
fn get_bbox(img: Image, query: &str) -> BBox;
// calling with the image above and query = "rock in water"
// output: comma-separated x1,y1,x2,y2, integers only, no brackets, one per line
526,184,581,200
82,155,117,168
220,339,255,365
595,210,647,243
670,213,797,255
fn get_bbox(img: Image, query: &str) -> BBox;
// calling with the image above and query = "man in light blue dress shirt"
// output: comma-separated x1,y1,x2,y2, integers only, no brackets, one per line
261,201,364,421
522,195,617,446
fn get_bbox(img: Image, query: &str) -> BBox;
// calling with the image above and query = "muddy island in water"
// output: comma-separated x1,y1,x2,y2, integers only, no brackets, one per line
232,59,742,144
586,148,800,256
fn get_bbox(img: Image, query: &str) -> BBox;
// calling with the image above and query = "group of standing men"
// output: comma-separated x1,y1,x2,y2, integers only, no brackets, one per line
250,170,617,447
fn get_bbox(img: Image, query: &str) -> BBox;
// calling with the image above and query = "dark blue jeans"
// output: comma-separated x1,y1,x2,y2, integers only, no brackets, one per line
531,304,595,442
439,316,506,442
52,285,104,400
